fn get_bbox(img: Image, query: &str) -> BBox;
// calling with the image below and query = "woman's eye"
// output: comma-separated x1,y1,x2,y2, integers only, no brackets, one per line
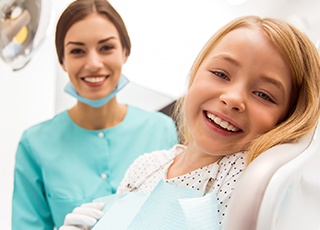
70,48,84,55
212,71,228,80
254,91,275,103
101,45,114,52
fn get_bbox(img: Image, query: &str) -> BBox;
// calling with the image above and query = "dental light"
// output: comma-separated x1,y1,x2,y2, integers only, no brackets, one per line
0,0,53,71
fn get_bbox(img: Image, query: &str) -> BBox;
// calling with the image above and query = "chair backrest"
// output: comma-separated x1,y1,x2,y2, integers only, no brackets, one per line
222,122,319,230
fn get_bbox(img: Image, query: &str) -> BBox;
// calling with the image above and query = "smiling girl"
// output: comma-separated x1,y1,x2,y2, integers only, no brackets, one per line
60,15,320,229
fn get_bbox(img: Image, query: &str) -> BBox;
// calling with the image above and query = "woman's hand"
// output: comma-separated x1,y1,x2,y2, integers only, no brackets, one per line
59,202,104,230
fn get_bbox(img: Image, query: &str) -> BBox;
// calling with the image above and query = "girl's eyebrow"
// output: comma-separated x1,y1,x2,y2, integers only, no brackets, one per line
260,75,285,94
65,37,117,46
211,54,241,67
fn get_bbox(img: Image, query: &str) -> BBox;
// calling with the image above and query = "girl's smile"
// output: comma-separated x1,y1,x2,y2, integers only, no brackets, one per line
204,111,241,133
185,27,292,159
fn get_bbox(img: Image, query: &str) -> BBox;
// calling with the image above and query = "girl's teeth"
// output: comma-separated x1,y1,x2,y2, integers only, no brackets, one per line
227,124,237,132
214,117,222,124
220,121,228,129
206,112,238,132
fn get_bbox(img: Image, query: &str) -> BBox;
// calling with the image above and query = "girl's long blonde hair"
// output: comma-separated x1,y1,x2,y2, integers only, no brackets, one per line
173,15,320,164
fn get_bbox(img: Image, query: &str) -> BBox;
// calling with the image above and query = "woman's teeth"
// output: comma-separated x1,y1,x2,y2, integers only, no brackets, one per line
206,112,238,132
84,77,105,83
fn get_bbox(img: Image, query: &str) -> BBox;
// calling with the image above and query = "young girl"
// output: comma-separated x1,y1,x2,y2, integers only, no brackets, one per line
60,15,320,229
11,0,178,229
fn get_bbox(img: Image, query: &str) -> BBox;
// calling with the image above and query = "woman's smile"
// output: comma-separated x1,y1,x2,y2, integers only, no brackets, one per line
81,75,109,87
62,14,128,100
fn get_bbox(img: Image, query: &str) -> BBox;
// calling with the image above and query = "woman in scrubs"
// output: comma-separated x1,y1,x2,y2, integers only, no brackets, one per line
11,0,178,229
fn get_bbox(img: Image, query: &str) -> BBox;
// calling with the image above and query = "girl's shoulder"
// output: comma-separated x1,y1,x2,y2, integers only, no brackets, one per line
117,145,185,194
214,151,247,187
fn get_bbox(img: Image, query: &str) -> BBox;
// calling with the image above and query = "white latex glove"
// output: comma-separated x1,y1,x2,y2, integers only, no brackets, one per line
59,202,105,230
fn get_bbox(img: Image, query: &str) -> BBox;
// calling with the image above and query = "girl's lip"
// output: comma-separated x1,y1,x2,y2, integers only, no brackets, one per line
204,110,243,132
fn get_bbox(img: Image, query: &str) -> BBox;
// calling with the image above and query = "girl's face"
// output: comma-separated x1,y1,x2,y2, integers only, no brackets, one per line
185,27,292,157
62,14,128,100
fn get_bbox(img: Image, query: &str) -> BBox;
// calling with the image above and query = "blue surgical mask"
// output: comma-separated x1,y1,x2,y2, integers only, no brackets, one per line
64,74,129,108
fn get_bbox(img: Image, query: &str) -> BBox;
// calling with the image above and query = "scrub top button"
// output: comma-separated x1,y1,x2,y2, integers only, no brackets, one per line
98,132,104,138
101,173,108,180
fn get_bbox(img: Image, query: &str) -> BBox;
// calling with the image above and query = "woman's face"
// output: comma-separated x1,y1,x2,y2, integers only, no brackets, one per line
185,27,292,157
62,13,127,100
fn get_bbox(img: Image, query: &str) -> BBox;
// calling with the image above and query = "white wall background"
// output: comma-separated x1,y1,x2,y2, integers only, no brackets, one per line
1,0,319,229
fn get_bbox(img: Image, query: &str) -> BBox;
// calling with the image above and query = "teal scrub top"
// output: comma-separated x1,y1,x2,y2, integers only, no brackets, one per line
12,105,178,230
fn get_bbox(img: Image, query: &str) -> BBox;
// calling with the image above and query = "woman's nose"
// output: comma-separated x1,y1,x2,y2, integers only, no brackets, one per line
85,51,103,72
219,87,246,112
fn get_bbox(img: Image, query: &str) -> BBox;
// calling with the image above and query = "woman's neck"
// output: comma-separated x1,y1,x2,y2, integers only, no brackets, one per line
68,97,127,130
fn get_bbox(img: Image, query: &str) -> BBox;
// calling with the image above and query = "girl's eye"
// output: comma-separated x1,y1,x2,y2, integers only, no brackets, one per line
212,71,228,80
254,91,275,103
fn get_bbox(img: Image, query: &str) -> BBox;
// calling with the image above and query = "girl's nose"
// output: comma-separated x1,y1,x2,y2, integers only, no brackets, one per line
219,88,246,112
85,52,103,72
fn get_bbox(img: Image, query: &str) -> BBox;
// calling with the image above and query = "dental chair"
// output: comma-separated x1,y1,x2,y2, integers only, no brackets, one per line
222,121,320,230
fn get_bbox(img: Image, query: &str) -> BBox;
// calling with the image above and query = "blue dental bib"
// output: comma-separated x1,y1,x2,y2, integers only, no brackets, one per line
93,179,219,230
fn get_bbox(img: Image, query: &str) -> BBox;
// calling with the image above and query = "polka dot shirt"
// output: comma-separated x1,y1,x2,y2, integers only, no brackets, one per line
117,144,247,226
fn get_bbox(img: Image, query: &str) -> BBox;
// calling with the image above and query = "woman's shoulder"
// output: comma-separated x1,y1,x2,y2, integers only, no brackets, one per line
22,110,70,137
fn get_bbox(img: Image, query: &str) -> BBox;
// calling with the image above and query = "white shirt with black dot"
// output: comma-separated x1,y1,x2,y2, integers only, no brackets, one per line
117,144,247,226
